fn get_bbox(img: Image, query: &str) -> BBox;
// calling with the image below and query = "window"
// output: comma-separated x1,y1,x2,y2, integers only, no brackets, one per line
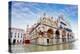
15,33,16,38
21,33,22,38
18,33,19,38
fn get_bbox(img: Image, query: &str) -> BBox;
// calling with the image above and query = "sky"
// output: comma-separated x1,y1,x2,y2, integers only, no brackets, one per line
9,1,78,36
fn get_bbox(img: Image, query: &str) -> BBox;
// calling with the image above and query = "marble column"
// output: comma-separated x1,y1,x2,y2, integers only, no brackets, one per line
66,32,68,42
53,29,56,44
59,30,62,43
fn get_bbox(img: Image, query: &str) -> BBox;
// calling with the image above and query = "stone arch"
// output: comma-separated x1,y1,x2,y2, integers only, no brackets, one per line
55,29,60,39
47,28,54,38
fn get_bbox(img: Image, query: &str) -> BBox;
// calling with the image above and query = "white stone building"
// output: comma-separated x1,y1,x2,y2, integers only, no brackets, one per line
10,28,25,45
29,13,74,45
24,25,32,44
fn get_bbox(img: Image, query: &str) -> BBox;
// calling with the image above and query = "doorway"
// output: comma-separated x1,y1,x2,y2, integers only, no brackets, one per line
13,39,16,45
47,28,53,38
55,30,60,39
47,39,49,43
55,30,60,43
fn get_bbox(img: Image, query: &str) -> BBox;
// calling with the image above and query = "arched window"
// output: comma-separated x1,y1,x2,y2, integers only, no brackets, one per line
15,33,16,38
18,33,19,38
21,33,22,38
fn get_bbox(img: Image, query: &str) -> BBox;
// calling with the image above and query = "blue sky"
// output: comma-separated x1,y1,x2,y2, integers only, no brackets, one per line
10,1,78,33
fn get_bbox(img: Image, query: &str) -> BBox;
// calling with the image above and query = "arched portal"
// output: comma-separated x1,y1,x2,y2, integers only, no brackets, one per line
47,28,53,38
13,39,16,45
55,29,60,43
55,30,60,39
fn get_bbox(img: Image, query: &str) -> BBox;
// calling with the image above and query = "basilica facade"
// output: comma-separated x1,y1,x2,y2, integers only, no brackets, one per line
29,13,74,45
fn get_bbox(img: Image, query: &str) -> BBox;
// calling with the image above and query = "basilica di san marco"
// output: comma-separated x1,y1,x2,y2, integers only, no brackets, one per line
25,13,75,46
10,13,76,53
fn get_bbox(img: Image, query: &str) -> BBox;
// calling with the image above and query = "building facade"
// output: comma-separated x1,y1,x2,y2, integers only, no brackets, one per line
24,25,32,44
29,13,74,45
10,28,25,45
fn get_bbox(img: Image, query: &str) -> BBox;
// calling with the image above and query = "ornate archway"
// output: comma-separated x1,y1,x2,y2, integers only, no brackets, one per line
55,30,60,39
47,28,53,38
